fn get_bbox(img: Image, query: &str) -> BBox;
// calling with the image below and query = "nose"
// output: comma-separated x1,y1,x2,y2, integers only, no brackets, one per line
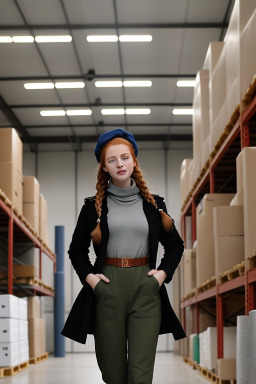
117,159,124,168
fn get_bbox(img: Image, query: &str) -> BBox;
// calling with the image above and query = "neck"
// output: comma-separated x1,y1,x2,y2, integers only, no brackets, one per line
110,177,132,188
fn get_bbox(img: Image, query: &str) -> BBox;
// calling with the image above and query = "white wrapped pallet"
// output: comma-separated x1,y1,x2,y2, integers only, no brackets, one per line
250,310,256,384
237,315,250,384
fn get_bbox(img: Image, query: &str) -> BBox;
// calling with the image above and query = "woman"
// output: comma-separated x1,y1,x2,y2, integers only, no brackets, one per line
61,128,186,384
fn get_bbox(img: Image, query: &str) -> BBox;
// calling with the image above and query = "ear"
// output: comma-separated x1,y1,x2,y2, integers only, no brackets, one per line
103,167,108,172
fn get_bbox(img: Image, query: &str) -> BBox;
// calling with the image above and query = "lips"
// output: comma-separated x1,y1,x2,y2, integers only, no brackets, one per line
117,170,126,174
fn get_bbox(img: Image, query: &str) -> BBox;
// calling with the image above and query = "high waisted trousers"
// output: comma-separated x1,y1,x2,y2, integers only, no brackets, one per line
92,263,162,384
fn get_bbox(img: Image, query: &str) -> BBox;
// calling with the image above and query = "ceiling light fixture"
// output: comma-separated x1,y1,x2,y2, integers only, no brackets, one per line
101,109,125,115
126,109,151,115
176,80,196,87
35,35,72,43
119,35,152,42
12,36,34,43
87,35,118,42
123,81,152,87
172,109,194,115
66,110,92,116
40,110,66,116
55,82,85,88
24,83,54,89
0,36,12,43
95,81,122,87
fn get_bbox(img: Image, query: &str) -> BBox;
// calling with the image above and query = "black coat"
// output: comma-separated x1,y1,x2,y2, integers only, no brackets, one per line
61,193,186,343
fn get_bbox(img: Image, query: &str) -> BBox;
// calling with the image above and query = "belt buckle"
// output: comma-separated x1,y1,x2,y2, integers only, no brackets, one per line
122,257,129,267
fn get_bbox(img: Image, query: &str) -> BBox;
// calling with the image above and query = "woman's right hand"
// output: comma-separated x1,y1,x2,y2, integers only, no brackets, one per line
85,273,110,290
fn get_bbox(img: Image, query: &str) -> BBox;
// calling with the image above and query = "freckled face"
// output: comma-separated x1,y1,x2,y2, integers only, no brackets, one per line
103,144,136,187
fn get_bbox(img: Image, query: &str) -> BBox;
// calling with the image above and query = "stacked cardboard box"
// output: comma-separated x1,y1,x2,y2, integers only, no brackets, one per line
196,194,235,287
26,296,46,358
0,294,29,367
180,159,193,207
23,176,40,235
213,205,244,276
0,128,23,214
183,249,196,297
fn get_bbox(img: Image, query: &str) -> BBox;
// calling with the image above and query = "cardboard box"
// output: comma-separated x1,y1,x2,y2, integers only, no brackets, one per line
214,236,244,276
196,194,235,287
193,69,210,146
39,194,48,243
180,159,193,206
23,176,40,206
40,318,46,355
13,265,37,278
236,151,243,194
0,341,20,367
183,249,196,297
242,147,256,259
213,205,244,237
240,9,256,99
0,294,19,319
230,191,243,206
217,358,236,380
27,296,41,318
0,162,23,214
23,202,39,234
189,158,201,191
203,42,225,77
28,317,43,358
0,128,23,174
201,135,210,167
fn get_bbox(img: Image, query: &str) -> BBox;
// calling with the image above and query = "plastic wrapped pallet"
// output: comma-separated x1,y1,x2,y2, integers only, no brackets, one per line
250,310,256,384
237,315,250,384
193,334,200,364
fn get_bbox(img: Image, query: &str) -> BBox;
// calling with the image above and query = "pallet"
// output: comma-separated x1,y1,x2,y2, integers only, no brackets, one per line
246,254,256,271
182,356,236,384
218,261,245,284
29,352,49,364
0,360,29,377
0,276,55,292
197,276,216,295
182,288,198,302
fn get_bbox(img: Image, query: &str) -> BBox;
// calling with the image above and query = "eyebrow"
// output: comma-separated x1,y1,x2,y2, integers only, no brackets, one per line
106,153,130,161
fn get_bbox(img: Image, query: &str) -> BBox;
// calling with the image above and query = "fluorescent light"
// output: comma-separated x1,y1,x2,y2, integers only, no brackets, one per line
87,35,118,42
177,80,196,87
123,81,152,87
126,109,151,115
24,83,54,89
95,81,122,87
35,35,72,43
55,82,85,89
172,109,194,115
119,35,152,42
0,36,12,43
101,109,125,115
66,110,92,116
12,36,34,43
40,110,66,116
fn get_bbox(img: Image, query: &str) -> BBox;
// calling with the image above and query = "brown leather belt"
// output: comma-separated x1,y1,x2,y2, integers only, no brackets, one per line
104,256,149,267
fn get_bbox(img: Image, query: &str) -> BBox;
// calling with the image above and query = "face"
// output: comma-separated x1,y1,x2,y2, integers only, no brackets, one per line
103,144,136,188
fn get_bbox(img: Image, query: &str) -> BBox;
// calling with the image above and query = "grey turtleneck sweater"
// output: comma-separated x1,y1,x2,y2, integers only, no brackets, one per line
105,178,150,258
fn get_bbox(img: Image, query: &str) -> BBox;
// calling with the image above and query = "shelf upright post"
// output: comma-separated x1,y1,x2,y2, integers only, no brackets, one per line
181,214,186,247
192,199,196,244
39,247,42,280
196,303,199,335
217,292,224,359
8,210,14,295
210,170,215,193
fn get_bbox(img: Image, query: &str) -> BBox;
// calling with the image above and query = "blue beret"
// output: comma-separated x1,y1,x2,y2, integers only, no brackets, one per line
94,128,138,163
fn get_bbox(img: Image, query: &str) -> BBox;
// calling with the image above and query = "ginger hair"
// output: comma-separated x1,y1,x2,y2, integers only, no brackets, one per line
90,137,173,245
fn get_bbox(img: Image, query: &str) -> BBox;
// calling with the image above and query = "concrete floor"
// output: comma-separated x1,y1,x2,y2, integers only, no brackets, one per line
2,353,208,383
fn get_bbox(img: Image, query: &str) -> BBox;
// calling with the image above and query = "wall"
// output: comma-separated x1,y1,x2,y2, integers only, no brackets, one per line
23,141,192,353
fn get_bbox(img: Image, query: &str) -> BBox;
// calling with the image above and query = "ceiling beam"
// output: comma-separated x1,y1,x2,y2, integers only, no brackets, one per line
22,134,192,144
18,123,192,129
0,22,228,31
0,73,196,82
9,102,193,109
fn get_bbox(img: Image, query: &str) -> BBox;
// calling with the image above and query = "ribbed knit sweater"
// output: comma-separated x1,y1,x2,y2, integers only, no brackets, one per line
105,178,150,258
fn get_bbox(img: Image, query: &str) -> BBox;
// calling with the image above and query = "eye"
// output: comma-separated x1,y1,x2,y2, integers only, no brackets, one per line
123,157,129,160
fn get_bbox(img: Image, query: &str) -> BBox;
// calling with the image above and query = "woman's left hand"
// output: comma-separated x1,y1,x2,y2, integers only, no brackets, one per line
148,269,167,288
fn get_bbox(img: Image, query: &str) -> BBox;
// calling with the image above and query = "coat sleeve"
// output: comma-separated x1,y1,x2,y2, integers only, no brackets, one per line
157,200,184,284
68,201,95,285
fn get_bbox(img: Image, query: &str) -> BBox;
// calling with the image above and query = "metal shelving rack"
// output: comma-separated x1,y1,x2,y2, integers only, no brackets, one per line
180,93,256,360
0,196,56,298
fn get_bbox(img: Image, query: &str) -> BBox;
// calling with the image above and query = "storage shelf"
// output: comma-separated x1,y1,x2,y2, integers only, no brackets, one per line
0,193,56,297
180,92,256,360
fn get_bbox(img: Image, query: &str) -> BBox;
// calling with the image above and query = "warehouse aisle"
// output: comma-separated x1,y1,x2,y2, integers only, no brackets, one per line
2,352,208,383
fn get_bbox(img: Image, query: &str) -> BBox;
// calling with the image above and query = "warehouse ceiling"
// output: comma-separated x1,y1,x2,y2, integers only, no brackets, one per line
0,0,235,149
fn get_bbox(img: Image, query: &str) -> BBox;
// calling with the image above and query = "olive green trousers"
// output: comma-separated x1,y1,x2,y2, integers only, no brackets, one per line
92,263,162,384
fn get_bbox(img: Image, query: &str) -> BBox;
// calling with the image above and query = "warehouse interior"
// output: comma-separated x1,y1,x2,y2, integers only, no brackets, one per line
0,0,256,382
